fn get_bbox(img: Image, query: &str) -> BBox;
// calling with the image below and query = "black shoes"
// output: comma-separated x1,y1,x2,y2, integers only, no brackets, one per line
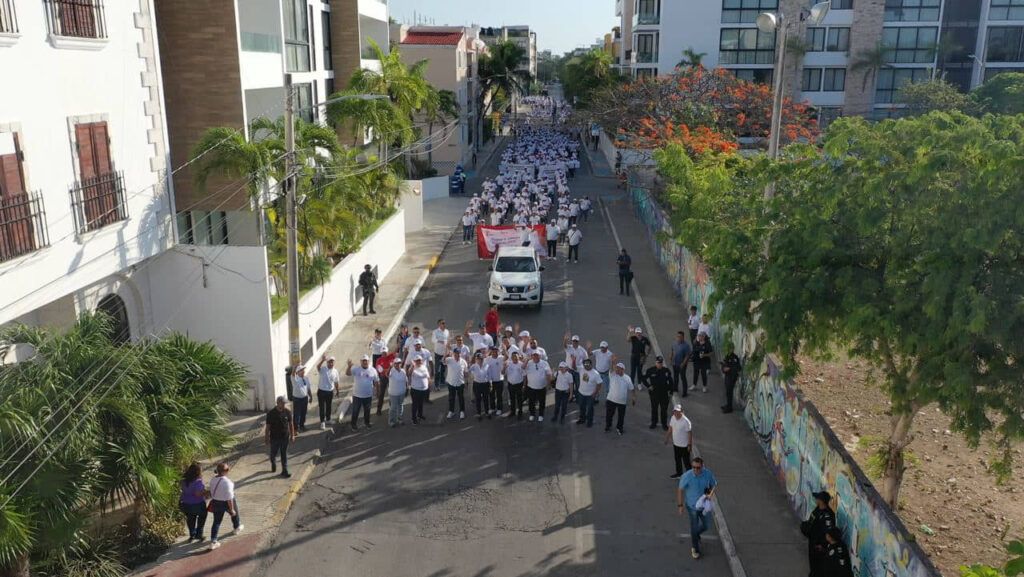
670,473,682,479
649,423,657,429
721,406,733,413
270,463,277,473
280,471,292,478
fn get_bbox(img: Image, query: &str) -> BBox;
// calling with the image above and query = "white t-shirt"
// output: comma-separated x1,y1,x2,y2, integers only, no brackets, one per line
432,328,450,356
565,345,588,370
403,336,425,352
208,475,235,501
318,366,340,392
698,322,712,338
546,225,559,241
567,229,582,246
688,314,700,331
388,367,408,396
525,346,547,361
485,355,505,381
670,414,693,447
505,359,526,384
554,370,574,391
578,369,603,396
606,373,635,405
445,357,468,386
469,363,490,384
370,338,388,356
592,349,614,373
409,365,431,391
405,348,432,368
525,360,552,390
469,332,494,353
451,343,471,358
291,375,311,399
351,366,378,399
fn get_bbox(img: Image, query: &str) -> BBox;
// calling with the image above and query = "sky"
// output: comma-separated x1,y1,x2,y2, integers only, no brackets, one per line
388,0,619,55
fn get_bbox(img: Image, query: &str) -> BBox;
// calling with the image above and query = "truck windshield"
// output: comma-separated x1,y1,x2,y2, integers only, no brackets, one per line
495,257,537,273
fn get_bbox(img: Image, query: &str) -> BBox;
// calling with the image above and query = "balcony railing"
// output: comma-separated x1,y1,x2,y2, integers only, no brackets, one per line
634,12,660,26
636,51,659,63
1,0,18,33
0,192,49,263
44,0,107,39
70,171,127,234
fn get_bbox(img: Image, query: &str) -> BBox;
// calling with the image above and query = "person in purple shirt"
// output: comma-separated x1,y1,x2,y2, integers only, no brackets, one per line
178,462,207,542
677,456,717,559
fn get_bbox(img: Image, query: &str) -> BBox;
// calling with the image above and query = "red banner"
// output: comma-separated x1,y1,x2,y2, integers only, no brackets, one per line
476,225,548,259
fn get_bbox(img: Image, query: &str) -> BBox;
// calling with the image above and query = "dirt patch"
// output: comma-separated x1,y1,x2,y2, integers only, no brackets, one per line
794,353,1023,577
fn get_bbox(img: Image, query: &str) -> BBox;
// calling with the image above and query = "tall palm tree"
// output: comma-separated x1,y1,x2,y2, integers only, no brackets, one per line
422,89,460,171
478,41,532,132
851,43,893,91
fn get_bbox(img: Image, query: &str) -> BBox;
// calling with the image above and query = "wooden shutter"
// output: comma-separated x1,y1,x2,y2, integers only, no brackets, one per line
59,0,97,38
75,121,114,227
0,135,34,259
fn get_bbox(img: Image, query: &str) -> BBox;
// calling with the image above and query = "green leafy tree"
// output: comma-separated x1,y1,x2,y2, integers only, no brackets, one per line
676,47,707,69
561,49,618,108
657,112,1024,509
960,540,1024,577
478,40,532,129
897,78,972,116
971,72,1024,115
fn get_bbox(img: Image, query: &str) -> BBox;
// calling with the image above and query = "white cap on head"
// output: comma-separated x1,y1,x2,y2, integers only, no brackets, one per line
615,362,626,369
674,404,683,412
634,327,643,334
599,341,609,348
294,364,305,371
505,325,513,332
571,335,580,341
519,330,530,337
558,361,568,368
327,356,336,362
361,354,370,361
509,346,521,354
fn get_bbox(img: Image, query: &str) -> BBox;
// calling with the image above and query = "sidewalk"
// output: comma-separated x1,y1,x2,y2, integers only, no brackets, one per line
129,196,467,577
580,135,615,178
602,194,808,577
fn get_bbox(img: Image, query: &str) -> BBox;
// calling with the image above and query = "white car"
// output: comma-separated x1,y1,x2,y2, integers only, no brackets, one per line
488,246,544,308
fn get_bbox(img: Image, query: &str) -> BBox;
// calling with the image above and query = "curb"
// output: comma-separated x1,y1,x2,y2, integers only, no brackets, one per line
264,452,318,530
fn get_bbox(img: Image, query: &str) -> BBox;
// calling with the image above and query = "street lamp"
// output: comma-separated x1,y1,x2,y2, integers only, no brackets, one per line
758,1,831,199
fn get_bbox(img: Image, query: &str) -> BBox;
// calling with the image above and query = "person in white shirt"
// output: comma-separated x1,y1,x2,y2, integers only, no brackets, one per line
505,350,527,419
580,197,592,222
591,341,615,403
545,220,560,260
407,356,432,425
688,305,701,343
698,313,713,341
387,364,409,427
290,364,312,432
485,347,506,416
525,352,553,422
206,462,242,550
465,321,494,354
315,355,341,429
525,338,547,361
665,404,694,478
444,348,469,419
568,200,580,225
402,326,425,359
567,224,583,264
576,358,603,427
469,353,493,420
369,328,388,366
605,362,636,435
557,215,569,244
345,356,379,430
462,211,475,245
404,341,433,370
563,334,589,400
553,362,575,424
432,319,450,393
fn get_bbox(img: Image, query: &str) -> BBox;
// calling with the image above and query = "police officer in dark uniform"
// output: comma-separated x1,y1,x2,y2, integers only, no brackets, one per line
801,491,837,577
642,356,673,430
358,264,378,316
823,527,854,577
720,345,742,413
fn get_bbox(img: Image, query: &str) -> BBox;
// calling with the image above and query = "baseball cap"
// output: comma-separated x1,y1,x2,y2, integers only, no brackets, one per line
558,361,568,368
571,335,580,341
599,340,609,347
615,362,626,369
505,325,513,332
655,356,664,363
294,364,305,371
327,356,336,362
519,330,530,337
360,355,370,361
634,327,643,334
673,404,682,412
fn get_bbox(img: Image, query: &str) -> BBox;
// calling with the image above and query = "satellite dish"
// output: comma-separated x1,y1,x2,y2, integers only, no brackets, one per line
808,1,831,24
755,12,779,33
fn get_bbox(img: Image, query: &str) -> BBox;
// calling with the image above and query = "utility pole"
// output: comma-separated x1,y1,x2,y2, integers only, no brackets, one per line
284,73,301,372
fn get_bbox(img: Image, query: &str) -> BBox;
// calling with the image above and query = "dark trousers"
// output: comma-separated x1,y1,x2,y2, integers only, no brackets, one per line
568,244,579,261
619,272,631,295
292,397,308,430
351,395,372,427
490,380,505,412
673,445,692,476
209,499,240,542
724,376,737,411
362,291,376,315
508,383,525,416
527,386,546,418
448,385,466,413
553,390,570,422
547,239,557,257
649,391,669,427
410,389,427,421
463,224,473,241
629,355,644,384
434,354,445,391
605,400,626,432
689,328,698,343
269,437,289,472
577,393,595,425
693,363,709,389
673,364,687,396
179,502,207,539
317,390,334,422
376,375,387,415
473,382,492,415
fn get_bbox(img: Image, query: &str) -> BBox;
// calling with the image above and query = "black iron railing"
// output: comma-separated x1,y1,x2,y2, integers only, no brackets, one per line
70,171,127,234
1,0,18,34
0,192,49,263
44,0,107,39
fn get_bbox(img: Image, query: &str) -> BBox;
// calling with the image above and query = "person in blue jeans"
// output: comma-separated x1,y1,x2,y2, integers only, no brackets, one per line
575,359,603,427
207,463,243,550
346,355,380,430
677,456,717,559
553,362,574,424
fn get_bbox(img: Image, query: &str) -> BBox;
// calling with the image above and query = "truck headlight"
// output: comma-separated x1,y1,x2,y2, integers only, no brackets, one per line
490,281,503,291
526,283,538,292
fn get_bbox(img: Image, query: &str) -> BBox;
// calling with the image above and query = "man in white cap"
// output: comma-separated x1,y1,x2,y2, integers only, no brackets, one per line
563,333,589,402
315,354,340,429
443,347,469,419
525,351,553,422
605,362,636,435
566,223,582,264
345,355,379,430
432,319,450,387
590,340,615,403
461,210,475,245
627,325,652,384
504,349,527,419
576,358,602,427
553,362,574,424
665,404,694,479
290,364,312,432
485,347,506,416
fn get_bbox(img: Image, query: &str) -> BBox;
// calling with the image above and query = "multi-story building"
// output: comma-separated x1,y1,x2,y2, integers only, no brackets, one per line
392,25,485,174
0,0,173,344
616,0,634,73
619,0,1024,121
478,25,537,78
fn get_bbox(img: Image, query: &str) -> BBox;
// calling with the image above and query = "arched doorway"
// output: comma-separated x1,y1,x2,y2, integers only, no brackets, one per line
96,294,130,345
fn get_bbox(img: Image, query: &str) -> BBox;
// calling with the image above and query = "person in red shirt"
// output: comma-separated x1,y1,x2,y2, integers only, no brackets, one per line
484,305,500,343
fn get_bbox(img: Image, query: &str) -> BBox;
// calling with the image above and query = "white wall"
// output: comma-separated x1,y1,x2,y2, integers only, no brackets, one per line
0,0,172,326
658,0,729,74
400,181,425,233
267,208,407,400
420,175,449,200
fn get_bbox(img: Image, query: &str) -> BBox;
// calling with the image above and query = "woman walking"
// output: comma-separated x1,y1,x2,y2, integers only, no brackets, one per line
388,362,408,427
207,463,243,550
408,356,432,424
179,462,207,542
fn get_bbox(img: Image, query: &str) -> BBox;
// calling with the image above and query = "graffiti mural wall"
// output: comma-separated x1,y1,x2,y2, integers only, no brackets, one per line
629,185,941,577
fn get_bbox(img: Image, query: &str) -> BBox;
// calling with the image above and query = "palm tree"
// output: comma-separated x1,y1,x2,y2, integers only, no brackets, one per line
562,49,616,107
851,43,893,91
677,47,707,69
421,89,460,172
478,41,532,132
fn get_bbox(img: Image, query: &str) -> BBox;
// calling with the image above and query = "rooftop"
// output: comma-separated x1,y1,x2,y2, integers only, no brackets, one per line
401,30,464,46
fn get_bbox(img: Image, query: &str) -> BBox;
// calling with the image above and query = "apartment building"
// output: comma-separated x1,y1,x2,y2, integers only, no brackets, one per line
393,25,485,174
615,0,634,73
0,0,173,343
620,0,1024,121
479,25,538,78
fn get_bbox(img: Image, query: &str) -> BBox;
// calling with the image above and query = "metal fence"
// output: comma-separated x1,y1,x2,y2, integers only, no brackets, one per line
0,191,49,263
70,170,127,234
0,0,18,33
44,0,107,39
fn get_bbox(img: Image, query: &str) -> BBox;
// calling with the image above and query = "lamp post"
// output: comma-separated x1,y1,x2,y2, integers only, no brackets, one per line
757,1,831,199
